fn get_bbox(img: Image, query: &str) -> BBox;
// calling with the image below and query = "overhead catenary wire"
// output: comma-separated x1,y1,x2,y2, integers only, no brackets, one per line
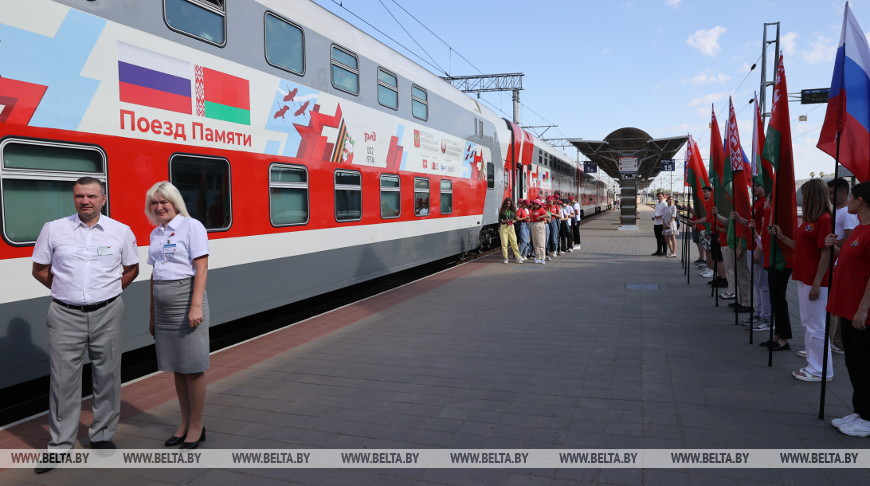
377,0,447,76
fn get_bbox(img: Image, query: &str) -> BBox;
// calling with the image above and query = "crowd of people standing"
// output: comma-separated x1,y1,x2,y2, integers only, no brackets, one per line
499,195,583,265
674,178,870,439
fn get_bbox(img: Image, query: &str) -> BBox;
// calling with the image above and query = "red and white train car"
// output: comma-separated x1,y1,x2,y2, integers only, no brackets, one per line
0,0,608,390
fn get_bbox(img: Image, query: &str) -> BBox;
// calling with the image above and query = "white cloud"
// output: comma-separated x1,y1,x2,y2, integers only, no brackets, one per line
684,69,732,84
687,26,727,57
801,33,836,64
601,47,612,55
689,92,728,108
780,32,798,56
666,0,682,7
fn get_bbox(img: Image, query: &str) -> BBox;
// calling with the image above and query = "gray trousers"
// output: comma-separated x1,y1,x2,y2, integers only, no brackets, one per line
46,297,124,450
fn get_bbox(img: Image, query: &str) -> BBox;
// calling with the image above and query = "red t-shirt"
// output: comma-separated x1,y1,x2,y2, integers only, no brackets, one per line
516,207,529,220
762,206,772,268
548,205,561,218
828,223,870,324
791,213,832,286
529,208,548,222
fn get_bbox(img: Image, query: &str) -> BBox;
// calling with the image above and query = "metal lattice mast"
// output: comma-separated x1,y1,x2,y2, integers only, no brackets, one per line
759,22,780,121
442,73,524,123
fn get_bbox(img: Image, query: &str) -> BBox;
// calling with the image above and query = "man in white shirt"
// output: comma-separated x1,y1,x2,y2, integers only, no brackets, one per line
31,177,138,472
651,192,667,256
571,197,582,250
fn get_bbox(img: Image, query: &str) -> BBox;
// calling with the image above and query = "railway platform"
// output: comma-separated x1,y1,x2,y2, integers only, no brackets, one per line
1,206,868,485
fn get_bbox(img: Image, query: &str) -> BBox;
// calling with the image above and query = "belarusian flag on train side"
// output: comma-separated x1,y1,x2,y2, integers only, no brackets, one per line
195,66,251,125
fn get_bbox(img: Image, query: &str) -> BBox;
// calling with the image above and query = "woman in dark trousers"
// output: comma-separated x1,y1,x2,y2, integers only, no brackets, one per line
826,182,870,437
759,196,794,351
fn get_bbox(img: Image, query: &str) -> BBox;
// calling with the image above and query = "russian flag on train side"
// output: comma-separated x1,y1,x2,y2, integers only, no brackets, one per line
817,2,870,182
195,66,251,125
117,42,191,114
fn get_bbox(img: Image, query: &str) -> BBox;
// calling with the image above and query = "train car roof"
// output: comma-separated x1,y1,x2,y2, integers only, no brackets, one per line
257,0,504,125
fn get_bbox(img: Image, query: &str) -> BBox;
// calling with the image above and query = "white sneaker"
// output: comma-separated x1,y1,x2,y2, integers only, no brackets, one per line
832,344,845,355
701,270,714,278
545,255,551,261
515,257,525,264
751,323,771,332
838,418,870,437
576,245,581,250
796,350,807,358
503,259,509,264
832,413,860,429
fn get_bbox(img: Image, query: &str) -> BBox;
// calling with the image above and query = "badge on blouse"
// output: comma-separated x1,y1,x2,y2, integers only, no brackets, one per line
97,246,112,256
163,244,176,255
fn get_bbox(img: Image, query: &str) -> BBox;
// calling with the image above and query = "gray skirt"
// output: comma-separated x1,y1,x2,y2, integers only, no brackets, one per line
153,278,209,373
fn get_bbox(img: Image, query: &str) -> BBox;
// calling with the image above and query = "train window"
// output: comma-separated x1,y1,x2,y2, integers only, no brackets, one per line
164,0,226,47
412,85,428,121
486,162,495,188
264,12,304,75
379,174,401,219
1,140,106,244
170,154,231,231
269,164,308,226
440,179,452,214
331,45,359,95
377,68,398,110
335,170,361,222
414,177,429,216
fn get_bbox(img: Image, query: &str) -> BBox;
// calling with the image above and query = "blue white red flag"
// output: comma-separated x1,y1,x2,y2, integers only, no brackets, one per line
817,2,870,181
117,42,192,114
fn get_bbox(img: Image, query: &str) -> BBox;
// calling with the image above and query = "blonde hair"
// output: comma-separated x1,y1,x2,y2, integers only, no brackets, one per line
800,178,832,223
145,181,190,225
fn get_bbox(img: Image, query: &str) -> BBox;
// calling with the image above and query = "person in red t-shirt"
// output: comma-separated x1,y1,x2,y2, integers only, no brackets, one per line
689,187,719,280
771,179,833,378
516,200,531,259
825,181,870,437
528,199,549,264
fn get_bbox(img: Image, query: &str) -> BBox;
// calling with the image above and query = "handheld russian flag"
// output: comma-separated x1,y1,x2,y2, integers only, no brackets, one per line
817,2,870,181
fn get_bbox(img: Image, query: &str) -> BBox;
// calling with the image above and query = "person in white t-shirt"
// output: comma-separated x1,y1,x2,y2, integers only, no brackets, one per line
571,197,582,249
651,192,667,256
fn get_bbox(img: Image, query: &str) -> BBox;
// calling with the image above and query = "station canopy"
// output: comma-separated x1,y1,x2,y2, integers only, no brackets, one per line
568,128,687,189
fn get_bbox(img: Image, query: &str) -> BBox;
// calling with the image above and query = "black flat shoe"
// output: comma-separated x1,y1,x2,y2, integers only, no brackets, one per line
181,427,205,449
759,340,773,347
164,434,185,447
770,342,791,351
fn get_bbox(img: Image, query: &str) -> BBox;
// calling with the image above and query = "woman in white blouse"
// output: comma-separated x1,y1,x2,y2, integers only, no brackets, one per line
145,182,209,449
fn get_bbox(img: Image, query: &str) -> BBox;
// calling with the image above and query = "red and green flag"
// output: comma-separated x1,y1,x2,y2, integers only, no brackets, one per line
751,93,775,195
762,54,797,270
195,66,251,125
684,134,711,230
709,106,731,245
724,97,752,249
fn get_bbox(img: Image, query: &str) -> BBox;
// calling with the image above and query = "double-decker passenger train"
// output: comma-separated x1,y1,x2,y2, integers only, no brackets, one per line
0,0,611,390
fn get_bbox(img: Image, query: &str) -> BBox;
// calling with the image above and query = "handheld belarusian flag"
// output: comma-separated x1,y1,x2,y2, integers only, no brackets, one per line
725,97,752,249
817,2,870,181
710,106,731,248
685,135,710,229
763,54,797,271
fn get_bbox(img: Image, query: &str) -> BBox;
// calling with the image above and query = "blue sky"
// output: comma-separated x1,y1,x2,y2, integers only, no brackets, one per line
312,0,869,188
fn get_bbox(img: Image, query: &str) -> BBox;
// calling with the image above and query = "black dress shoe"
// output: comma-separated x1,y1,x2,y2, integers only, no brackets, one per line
181,427,205,449
733,305,753,313
34,464,55,474
759,340,773,347
728,302,739,308
90,440,116,450
770,342,791,351
651,252,663,256
165,434,185,447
